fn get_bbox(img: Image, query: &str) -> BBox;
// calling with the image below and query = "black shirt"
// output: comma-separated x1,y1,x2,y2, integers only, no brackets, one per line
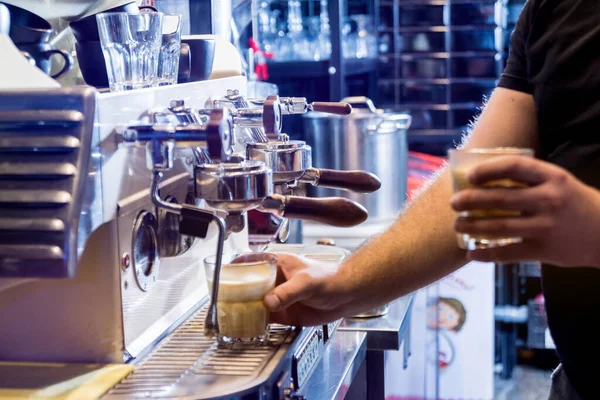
499,0,600,398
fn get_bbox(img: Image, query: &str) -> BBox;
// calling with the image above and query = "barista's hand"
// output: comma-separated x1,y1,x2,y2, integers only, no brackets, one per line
264,254,351,326
450,156,600,267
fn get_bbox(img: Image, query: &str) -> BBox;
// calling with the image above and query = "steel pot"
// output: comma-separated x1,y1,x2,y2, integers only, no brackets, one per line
303,96,411,221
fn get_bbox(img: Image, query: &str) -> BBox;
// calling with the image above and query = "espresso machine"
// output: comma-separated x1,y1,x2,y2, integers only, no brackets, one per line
0,76,377,399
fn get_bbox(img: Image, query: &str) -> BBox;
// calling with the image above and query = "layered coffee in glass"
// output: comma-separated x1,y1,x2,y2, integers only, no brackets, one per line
204,253,277,345
448,147,534,250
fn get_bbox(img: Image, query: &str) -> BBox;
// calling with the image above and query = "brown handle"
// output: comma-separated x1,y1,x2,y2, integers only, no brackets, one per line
316,169,382,193
311,102,352,115
281,196,368,227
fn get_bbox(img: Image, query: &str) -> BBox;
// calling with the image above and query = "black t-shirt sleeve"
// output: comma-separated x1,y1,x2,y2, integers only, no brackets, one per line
498,1,535,94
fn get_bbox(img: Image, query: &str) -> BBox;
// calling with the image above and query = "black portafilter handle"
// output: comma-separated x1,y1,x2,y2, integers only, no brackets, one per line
300,168,382,193
260,195,368,227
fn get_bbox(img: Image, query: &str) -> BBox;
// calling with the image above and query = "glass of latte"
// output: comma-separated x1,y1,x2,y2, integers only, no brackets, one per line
204,252,277,346
448,148,534,250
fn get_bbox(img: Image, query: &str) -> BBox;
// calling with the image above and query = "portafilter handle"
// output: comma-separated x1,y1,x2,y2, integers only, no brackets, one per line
308,102,352,115
299,168,382,193
216,95,352,135
263,96,351,134
250,96,353,116
260,194,368,227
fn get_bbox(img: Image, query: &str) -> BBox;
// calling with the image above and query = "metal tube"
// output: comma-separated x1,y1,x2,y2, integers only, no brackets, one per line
127,126,210,144
150,171,182,214
204,213,227,336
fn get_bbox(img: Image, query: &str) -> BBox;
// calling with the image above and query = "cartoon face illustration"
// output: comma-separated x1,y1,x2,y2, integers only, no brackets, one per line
438,302,460,330
426,297,467,332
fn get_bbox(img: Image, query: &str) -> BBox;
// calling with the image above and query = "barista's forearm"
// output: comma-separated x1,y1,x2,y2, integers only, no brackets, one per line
333,168,464,309
329,88,539,310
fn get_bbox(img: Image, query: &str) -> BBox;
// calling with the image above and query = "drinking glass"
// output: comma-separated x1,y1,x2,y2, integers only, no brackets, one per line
351,15,377,59
341,21,354,59
157,14,181,86
204,252,277,346
449,148,534,250
97,12,163,92
306,16,324,61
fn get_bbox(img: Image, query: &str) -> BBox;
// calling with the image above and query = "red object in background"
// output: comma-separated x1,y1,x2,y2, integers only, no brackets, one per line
534,293,545,303
407,151,446,201
248,37,274,81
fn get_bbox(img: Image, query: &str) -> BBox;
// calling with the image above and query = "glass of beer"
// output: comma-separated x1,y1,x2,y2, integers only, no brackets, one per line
204,252,277,346
448,147,534,250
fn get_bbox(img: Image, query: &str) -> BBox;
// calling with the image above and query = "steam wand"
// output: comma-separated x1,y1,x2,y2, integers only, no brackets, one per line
122,112,233,338
150,170,225,336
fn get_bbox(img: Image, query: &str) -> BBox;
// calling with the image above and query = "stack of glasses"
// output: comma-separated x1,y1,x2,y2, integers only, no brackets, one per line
257,0,377,63
97,12,182,92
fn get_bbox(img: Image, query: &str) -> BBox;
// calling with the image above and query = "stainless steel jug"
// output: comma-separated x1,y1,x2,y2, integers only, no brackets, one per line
303,97,411,221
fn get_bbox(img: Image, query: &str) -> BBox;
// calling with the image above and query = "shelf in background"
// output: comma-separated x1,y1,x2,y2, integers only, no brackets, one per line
266,57,378,78
379,77,499,84
380,51,501,59
379,102,484,110
381,24,500,33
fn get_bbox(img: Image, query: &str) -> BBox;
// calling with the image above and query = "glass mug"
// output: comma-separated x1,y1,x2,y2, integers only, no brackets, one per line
97,12,163,92
448,147,534,250
157,14,182,86
204,253,277,346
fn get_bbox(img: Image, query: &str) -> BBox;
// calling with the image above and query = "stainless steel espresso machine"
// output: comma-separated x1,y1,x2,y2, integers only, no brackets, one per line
0,76,379,399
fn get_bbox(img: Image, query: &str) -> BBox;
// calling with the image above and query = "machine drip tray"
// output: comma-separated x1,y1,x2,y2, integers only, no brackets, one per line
105,244,353,399
105,304,299,399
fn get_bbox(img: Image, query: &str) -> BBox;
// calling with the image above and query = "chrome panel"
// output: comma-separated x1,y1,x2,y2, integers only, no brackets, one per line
340,295,415,351
297,330,367,400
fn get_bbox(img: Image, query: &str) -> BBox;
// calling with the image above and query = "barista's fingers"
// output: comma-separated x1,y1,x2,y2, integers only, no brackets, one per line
455,216,552,237
264,272,319,312
468,156,553,187
277,253,315,275
467,242,541,263
450,187,539,213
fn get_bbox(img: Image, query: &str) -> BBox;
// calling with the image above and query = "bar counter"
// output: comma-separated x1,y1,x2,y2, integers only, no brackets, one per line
296,294,416,400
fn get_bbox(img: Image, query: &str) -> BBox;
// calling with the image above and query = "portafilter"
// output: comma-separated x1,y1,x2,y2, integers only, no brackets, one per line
195,160,369,232
246,139,382,193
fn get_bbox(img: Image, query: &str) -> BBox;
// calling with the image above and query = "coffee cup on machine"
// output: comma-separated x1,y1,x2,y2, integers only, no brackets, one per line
3,2,52,44
181,36,216,82
75,40,108,87
18,42,72,79
2,3,73,78
68,1,139,43
178,43,191,83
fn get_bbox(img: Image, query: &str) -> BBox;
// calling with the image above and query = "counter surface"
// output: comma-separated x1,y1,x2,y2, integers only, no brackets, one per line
338,294,415,351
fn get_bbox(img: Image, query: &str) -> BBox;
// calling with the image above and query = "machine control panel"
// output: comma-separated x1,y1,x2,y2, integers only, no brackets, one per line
291,328,321,390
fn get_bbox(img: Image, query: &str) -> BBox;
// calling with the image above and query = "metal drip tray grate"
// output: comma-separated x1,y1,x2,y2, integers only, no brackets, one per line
105,304,296,399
